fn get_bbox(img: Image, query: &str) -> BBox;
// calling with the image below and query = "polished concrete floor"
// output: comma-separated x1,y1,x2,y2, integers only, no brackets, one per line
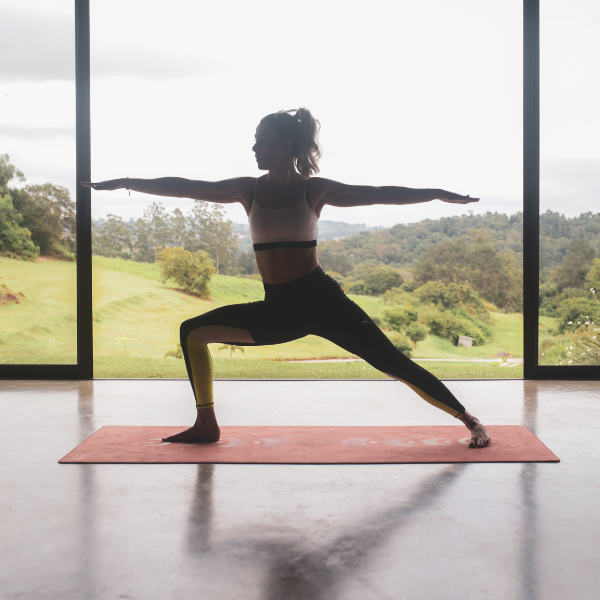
0,378,598,600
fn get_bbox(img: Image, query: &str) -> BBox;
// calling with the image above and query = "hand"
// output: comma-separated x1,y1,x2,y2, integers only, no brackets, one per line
438,190,479,204
80,179,125,191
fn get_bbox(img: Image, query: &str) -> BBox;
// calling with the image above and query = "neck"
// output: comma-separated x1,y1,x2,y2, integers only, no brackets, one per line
265,162,303,188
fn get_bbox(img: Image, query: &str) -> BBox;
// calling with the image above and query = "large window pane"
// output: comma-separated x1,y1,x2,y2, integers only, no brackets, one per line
90,0,522,379
0,1,77,364
539,0,600,366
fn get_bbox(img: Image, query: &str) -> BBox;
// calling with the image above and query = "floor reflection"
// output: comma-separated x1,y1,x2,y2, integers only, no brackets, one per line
184,463,466,599
186,464,215,554
77,382,97,600
520,383,539,600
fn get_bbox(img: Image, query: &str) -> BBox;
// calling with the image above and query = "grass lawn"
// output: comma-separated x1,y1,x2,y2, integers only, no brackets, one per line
93,356,523,379
1,255,544,378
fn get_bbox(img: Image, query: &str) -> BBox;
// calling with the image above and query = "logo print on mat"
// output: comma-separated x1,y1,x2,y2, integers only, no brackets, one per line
215,438,248,447
384,439,416,446
252,438,289,447
341,438,378,446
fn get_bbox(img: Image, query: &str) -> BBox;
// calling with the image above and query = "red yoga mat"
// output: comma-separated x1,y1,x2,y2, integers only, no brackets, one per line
59,425,559,464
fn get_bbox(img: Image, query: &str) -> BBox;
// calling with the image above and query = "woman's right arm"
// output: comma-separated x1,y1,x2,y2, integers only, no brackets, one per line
81,177,254,205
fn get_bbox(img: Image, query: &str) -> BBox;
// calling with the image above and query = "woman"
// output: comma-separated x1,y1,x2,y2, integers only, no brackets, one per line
83,107,490,448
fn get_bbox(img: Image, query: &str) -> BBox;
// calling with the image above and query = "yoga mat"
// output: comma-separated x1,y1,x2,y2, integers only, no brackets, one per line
59,425,559,464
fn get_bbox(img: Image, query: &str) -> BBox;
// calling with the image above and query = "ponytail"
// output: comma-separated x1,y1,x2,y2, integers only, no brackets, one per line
259,107,322,178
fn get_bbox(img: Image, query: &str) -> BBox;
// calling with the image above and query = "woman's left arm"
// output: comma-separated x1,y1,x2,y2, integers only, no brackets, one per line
313,178,479,210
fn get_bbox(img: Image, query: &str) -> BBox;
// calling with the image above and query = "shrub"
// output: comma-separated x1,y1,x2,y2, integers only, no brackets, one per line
383,305,418,332
405,321,428,347
344,280,367,295
385,330,413,357
363,267,403,295
555,297,600,333
423,307,487,346
158,247,215,298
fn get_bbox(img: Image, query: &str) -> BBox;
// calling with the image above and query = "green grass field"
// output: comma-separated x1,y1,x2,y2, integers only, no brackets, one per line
1,255,542,378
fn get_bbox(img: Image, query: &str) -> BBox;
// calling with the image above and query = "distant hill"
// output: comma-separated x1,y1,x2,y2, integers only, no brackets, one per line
316,211,600,272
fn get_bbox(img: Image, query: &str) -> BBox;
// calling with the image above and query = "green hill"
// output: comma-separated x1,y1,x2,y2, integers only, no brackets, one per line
1,255,552,377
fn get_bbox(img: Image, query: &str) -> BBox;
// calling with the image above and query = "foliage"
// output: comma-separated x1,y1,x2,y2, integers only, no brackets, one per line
585,258,600,294
93,214,133,259
0,194,40,260
318,247,355,276
414,281,489,321
552,238,596,292
1,155,75,259
92,199,239,274
554,296,600,333
405,321,428,347
385,330,413,357
413,231,522,311
158,247,215,298
218,344,245,358
421,306,488,346
382,305,418,332
363,267,403,295
12,183,76,258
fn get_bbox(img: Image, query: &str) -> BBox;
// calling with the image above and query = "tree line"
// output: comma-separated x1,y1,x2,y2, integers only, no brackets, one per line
1,155,76,260
93,201,240,275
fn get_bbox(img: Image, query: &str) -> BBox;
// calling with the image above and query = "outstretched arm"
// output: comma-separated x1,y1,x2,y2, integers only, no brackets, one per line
80,177,254,205
312,178,479,210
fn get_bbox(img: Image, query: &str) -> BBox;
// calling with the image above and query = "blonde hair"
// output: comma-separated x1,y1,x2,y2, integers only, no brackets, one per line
259,107,321,178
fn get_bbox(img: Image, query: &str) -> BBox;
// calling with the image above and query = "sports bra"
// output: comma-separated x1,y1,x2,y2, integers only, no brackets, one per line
248,177,319,251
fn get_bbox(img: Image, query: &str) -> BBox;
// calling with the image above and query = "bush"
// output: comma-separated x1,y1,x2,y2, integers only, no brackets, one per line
415,281,489,321
0,194,39,260
158,247,215,298
423,306,487,346
405,321,428,347
385,330,413,357
363,267,403,295
344,280,367,295
383,305,418,332
554,297,600,333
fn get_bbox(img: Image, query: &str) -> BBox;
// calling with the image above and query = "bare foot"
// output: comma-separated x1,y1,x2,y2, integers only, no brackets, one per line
459,411,491,448
162,407,221,443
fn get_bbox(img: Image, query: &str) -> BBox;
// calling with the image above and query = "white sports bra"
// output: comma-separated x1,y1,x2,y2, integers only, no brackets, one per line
248,177,319,251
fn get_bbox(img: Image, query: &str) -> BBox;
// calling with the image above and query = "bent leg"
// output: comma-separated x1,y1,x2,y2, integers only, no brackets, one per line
164,302,308,443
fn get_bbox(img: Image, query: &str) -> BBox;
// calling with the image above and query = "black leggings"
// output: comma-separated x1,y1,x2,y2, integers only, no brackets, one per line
180,266,466,418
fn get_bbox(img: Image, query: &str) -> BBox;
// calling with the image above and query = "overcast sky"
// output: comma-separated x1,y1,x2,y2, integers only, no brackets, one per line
1,0,598,227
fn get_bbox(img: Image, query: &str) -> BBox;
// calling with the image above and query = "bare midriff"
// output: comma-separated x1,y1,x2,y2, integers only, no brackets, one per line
255,247,319,285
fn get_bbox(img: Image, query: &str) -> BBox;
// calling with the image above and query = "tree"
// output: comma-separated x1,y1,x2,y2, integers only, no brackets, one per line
364,267,403,295
0,194,39,259
186,201,239,274
382,306,418,332
237,250,259,275
142,202,172,263
585,258,600,294
158,247,215,298
553,238,596,291
13,183,76,257
405,321,428,348
93,215,133,258
413,232,523,311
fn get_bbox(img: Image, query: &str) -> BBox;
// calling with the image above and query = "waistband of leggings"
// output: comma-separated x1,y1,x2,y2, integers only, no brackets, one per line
262,265,329,299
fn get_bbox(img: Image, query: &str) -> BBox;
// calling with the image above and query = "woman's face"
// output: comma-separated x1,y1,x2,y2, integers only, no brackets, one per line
252,123,293,171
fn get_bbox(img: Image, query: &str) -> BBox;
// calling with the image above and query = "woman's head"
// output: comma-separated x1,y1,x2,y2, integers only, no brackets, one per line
253,108,321,177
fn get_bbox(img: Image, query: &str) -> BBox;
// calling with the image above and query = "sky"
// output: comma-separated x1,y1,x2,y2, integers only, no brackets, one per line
0,0,598,228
